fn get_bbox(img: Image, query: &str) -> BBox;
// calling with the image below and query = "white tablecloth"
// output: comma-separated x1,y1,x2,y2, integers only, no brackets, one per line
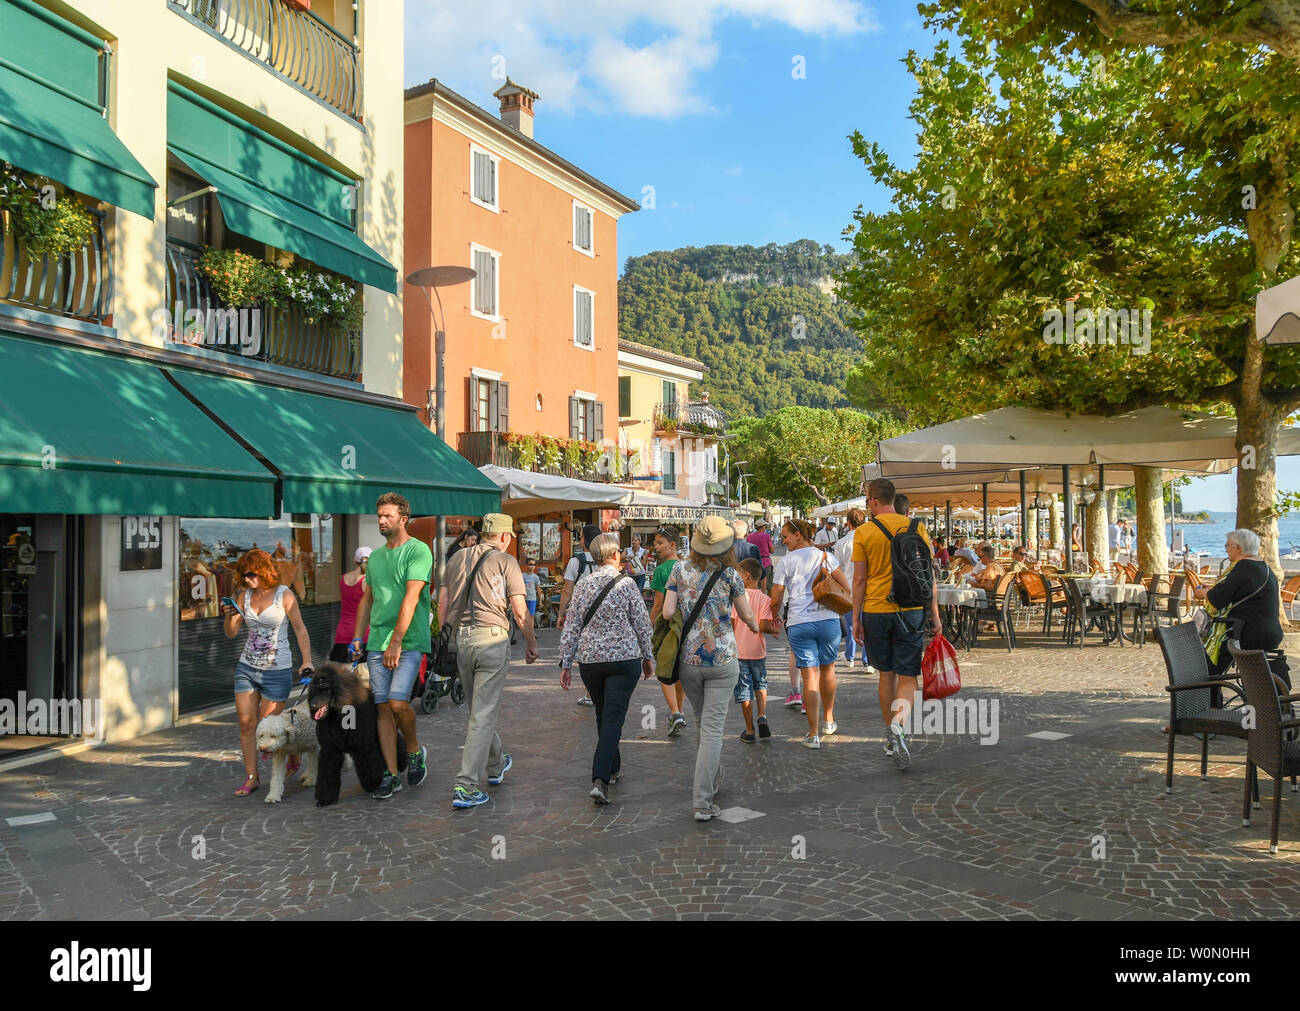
935,586,987,607
1090,583,1147,606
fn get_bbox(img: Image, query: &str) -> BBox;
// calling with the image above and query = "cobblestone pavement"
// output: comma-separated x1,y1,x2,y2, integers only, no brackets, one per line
4,622,1300,920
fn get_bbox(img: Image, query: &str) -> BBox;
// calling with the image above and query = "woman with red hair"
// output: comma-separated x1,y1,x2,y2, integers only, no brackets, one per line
222,548,314,796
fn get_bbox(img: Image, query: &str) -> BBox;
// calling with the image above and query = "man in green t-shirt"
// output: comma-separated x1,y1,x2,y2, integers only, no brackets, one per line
352,492,432,799
648,525,687,737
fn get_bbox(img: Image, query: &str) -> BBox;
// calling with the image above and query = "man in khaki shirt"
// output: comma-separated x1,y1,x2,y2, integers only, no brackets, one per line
437,513,537,809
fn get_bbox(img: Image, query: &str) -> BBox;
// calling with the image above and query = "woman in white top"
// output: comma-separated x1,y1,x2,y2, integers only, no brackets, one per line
624,535,650,591
222,549,314,796
770,518,850,749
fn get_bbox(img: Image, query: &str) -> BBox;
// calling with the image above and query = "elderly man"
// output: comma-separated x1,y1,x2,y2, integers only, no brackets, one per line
969,544,1007,594
1008,545,1037,573
952,537,979,565
733,519,760,564
438,513,538,809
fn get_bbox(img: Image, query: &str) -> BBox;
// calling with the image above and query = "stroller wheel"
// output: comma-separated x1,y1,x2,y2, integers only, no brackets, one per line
421,690,439,715
451,678,466,706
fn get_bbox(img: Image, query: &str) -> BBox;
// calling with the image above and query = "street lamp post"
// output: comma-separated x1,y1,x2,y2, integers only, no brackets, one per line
406,265,476,589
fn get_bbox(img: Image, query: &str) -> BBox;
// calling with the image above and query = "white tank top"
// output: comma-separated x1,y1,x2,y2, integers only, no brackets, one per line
240,585,291,670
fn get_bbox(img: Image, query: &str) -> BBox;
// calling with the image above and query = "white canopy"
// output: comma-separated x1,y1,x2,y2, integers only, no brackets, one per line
1258,274,1300,345
812,496,866,519
877,406,1300,476
479,465,635,518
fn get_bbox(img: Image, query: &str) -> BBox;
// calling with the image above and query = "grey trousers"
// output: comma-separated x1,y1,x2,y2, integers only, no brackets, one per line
679,658,738,811
454,625,511,791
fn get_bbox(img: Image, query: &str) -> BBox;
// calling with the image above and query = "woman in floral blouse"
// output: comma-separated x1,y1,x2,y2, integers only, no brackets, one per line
663,516,760,822
559,533,655,805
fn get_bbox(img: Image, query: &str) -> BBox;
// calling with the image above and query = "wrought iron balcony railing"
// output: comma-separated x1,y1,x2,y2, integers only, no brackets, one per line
166,242,362,381
457,430,634,484
169,0,361,120
0,205,111,323
653,399,727,435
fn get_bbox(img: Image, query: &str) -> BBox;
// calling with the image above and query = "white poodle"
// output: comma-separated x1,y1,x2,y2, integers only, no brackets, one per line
255,703,319,803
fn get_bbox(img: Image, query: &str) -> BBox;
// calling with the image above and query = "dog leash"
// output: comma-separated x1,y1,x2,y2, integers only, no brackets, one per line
289,666,315,708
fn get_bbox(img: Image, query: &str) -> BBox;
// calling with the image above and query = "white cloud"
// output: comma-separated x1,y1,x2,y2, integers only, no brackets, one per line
404,0,879,120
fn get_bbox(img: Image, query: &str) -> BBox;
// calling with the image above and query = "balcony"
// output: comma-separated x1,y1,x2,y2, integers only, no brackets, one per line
653,399,727,435
165,242,362,381
0,204,111,324
169,0,361,121
457,430,635,484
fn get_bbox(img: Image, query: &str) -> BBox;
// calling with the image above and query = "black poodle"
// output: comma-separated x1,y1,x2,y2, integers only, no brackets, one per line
309,662,408,807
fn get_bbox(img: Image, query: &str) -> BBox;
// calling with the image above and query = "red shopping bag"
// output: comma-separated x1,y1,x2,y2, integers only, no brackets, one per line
922,633,961,700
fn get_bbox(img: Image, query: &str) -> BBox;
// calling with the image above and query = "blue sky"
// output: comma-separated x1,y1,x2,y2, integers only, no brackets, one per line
402,0,1298,511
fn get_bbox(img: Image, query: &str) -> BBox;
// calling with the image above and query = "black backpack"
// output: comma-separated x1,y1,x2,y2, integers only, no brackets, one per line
870,517,933,608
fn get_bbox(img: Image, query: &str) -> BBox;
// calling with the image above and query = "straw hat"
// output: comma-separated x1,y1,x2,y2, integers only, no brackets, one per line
691,515,735,556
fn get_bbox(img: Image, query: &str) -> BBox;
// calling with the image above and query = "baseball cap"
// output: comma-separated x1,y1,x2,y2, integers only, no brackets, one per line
354,546,372,563
481,513,514,535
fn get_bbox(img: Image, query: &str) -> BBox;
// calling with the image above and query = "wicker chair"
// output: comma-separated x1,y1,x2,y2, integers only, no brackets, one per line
1089,557,1104,575
1061,577,1116,647
1158,624,1257,795
1134,574,1186,647
971,572,1018,652
1231,644,1300,853
1280,574,1300,611
950,557,973,580
1019,570,1068,636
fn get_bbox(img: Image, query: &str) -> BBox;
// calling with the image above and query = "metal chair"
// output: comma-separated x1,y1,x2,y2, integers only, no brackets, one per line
1061,577,1116,647
971,573,1017,652
1231,644,1300,854
1133,574,1186,647
1018,570,1068,636
1157,624,1255,794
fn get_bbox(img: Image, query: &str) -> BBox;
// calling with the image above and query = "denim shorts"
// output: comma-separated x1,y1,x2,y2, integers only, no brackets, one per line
734,658,768,703
786,617,842,668
526,599,537,616
234,662,291,703
366,649,423,704
862,609,925,678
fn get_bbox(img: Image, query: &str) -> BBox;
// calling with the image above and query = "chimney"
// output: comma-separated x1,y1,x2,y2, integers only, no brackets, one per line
493,79,539,139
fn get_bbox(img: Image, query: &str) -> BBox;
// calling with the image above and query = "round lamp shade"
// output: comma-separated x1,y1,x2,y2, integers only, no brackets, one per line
406,266,476,288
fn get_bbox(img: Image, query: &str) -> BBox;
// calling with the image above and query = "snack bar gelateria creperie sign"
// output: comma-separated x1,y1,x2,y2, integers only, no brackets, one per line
619,504,735,523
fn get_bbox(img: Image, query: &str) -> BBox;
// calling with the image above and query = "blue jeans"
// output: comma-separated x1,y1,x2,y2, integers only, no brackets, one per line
366,649,423,703
734,658,768,703
787,618,842,667
579,659,641,785
841,612,857,662
234,662,291,703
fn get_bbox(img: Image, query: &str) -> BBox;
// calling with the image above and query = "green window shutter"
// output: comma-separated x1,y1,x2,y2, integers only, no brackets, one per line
618,376,630,417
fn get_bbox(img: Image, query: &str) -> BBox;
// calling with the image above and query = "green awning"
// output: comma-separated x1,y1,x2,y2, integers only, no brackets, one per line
169,370,502,516
167,83,396,293
0,1,156,217
0,335,276,515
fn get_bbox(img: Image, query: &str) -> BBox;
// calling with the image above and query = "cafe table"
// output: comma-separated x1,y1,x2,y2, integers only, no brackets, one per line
934,584,987,650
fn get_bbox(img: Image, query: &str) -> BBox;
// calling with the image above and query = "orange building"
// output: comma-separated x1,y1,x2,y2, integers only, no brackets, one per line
403,79,640,464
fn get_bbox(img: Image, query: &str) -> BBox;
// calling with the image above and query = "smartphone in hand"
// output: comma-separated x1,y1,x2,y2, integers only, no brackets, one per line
220,596,243,616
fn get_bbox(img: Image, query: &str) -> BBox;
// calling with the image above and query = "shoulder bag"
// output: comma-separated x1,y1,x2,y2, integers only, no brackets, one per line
580,573,631,633
434,548,499,677
812,552,853,615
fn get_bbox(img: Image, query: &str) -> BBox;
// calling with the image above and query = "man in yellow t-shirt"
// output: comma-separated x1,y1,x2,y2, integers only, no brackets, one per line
851,477,942,770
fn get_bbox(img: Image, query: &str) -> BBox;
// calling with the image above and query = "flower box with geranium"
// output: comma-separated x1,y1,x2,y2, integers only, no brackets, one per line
196,248,280,307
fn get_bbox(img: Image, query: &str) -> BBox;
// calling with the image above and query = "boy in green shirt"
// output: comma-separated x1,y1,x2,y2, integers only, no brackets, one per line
648,526,687,737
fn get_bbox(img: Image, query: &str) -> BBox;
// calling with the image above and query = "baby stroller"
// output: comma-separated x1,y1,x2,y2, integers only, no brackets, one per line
416,623,466,714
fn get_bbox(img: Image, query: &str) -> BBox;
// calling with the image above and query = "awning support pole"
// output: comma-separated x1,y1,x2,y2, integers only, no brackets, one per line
1063,464,1074,572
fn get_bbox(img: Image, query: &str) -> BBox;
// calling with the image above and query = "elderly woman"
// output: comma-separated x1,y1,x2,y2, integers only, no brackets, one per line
663,516,760,821
1194,529,1282,697
222,549,314,796
559,533,655,805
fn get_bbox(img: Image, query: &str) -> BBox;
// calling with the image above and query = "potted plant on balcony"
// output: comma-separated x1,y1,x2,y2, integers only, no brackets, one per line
539,435,564,471
0,172,95,257
196,248,280,307
578,441,602,474
278,267,364,342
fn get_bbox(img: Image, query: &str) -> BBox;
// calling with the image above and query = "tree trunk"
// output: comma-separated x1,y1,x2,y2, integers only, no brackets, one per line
1134,466,1167,575
1087,494,1109,570
1049,493,1062,549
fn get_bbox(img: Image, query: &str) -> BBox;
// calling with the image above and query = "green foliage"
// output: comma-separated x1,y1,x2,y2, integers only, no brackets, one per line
197,248,280,308
0,174,95,257
278,268,364,334
619,241,867,417
733,406,904,509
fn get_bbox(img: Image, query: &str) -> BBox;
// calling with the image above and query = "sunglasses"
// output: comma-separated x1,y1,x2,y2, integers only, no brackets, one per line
242,573,257,582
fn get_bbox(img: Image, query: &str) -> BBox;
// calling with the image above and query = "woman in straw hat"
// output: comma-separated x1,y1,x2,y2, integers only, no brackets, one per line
663,515,761,821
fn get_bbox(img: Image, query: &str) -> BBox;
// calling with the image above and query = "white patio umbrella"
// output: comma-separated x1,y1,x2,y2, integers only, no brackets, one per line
1258,274,1300,345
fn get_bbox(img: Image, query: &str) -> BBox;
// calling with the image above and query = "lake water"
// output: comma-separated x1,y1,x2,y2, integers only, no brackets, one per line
1157,510,1300,555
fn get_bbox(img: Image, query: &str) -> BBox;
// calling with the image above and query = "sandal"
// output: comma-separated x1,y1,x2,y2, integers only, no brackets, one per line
235,775,259,796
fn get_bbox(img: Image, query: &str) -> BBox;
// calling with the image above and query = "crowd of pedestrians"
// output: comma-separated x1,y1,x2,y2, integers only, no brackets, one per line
224,481,940,817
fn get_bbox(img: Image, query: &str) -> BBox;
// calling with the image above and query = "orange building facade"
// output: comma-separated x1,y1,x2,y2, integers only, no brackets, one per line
403,80,640,465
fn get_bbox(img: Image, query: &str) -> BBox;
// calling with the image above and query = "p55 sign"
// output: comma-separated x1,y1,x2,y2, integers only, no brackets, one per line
121,516,163,571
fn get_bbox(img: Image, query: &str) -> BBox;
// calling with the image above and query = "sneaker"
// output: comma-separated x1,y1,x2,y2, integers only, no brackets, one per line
800,705,806,715
740,730,757,743
883,736,896,756
609,772,620,785
452,786,490,808
801,734,821,750
821,722,838,737
692,803,722,822
407,745,428,787
590,781,609,805
890,724,911,770
577,696,595,707
782,692,802,708
668,713,687,737
372,771,402,800
487,753,513,786
757,716,771,739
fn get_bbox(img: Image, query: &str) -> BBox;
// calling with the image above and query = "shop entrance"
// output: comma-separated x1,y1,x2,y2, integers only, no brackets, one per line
0,515,82,753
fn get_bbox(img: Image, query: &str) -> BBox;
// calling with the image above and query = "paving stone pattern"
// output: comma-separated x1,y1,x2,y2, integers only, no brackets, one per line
3,623,1300,920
